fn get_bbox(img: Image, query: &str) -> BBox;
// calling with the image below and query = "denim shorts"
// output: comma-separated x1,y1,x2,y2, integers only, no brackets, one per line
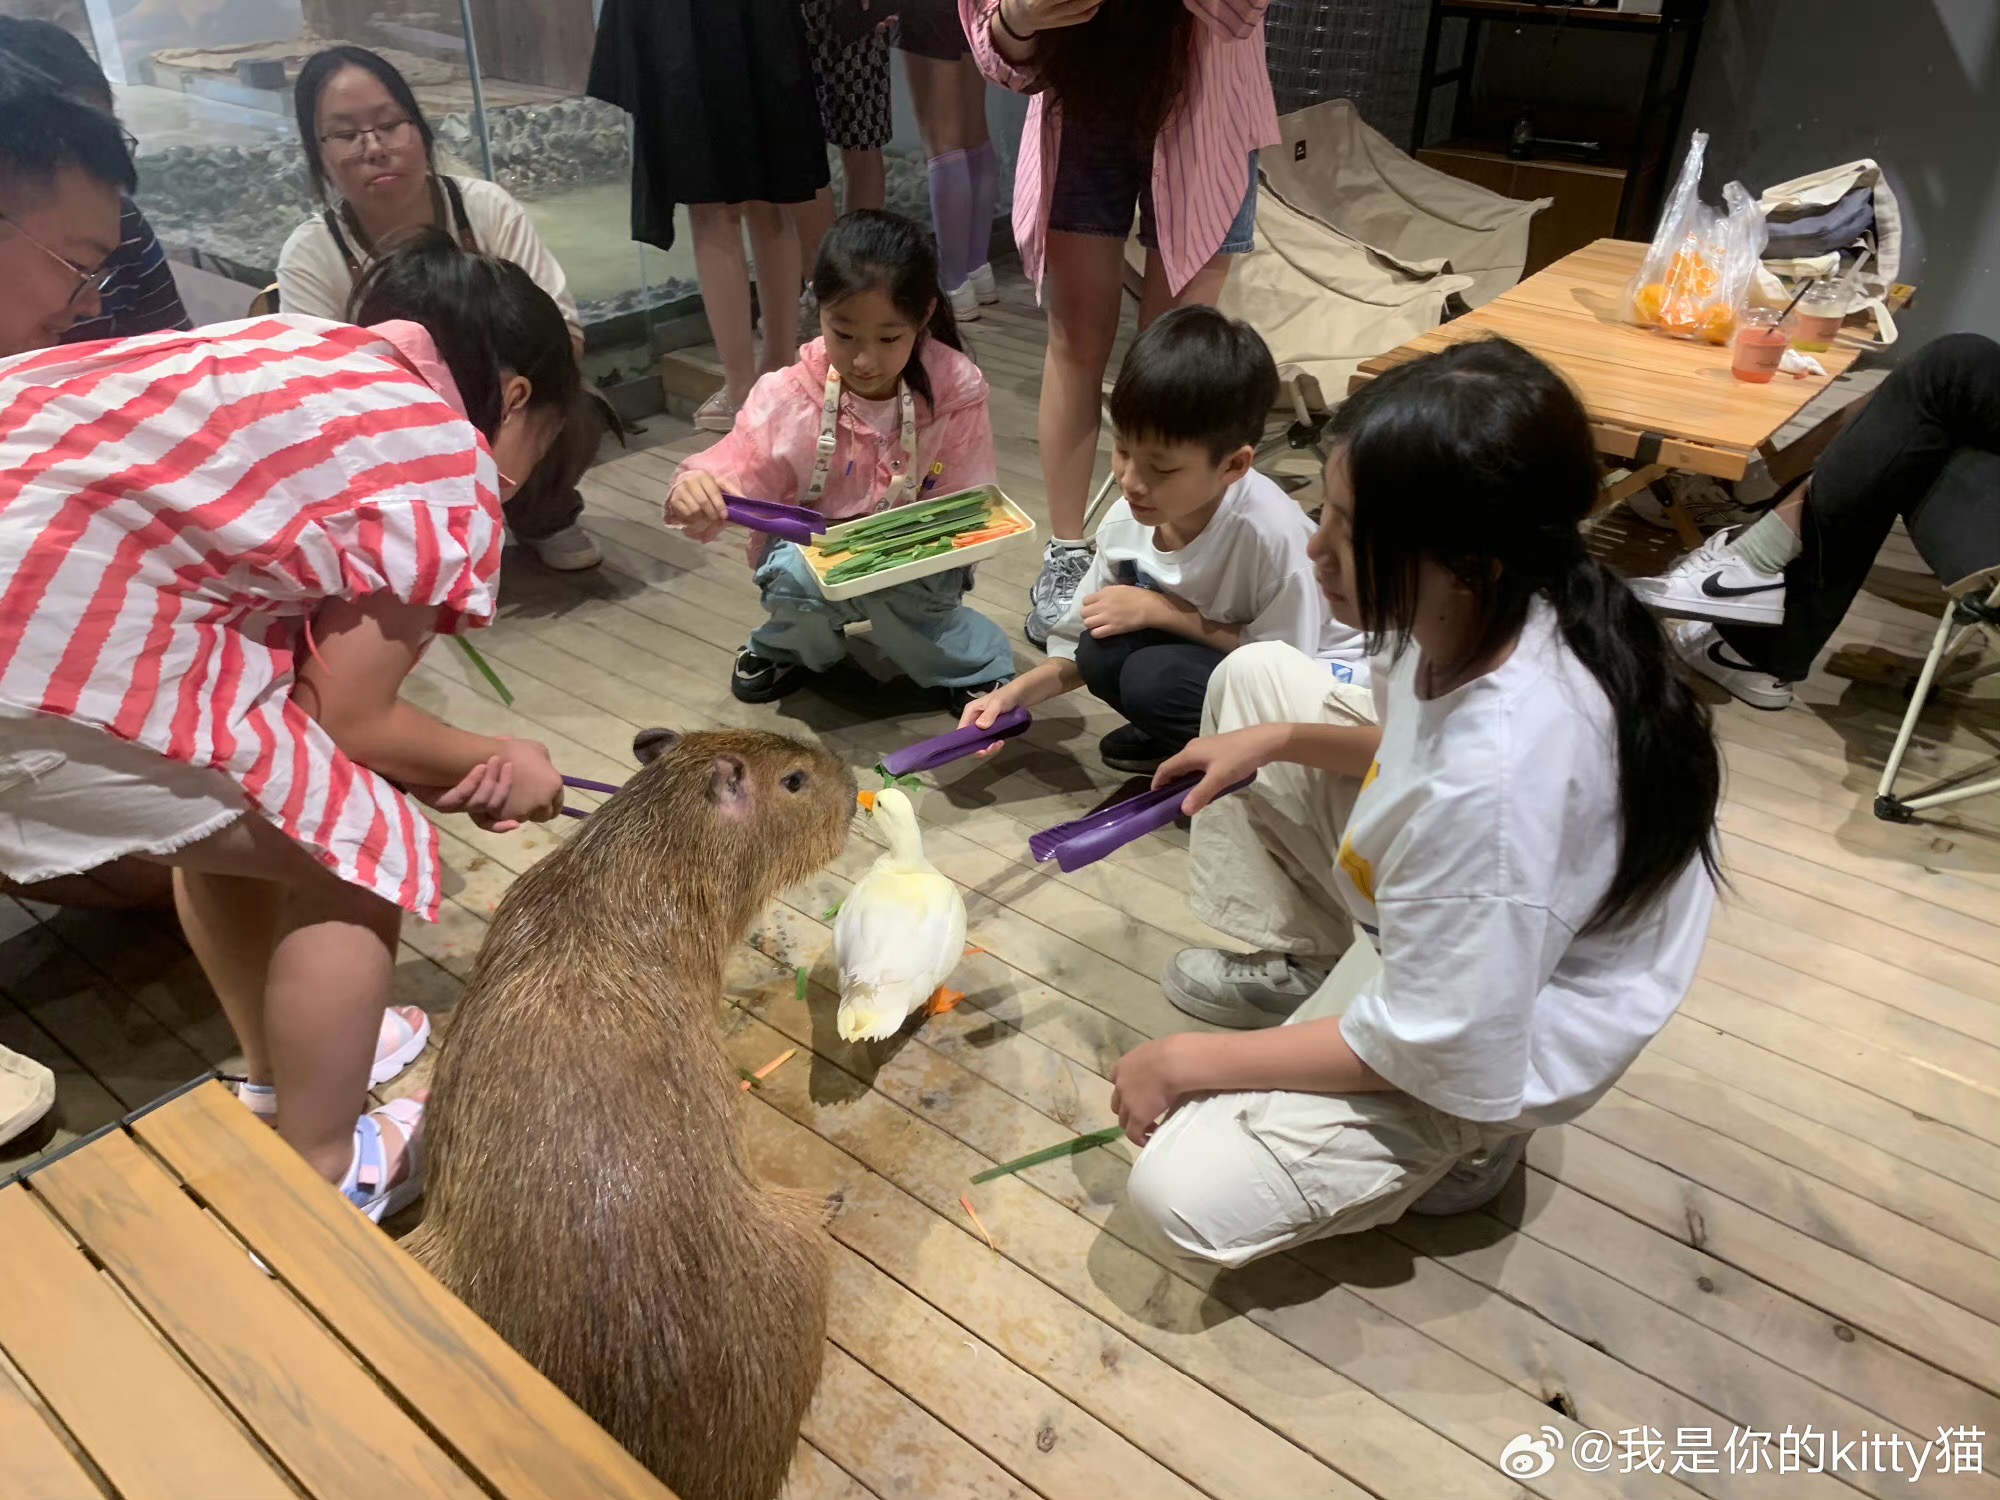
1048,124,1257,256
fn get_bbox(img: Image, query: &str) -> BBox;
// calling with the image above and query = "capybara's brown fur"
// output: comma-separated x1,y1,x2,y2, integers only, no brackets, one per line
405,727,856,1500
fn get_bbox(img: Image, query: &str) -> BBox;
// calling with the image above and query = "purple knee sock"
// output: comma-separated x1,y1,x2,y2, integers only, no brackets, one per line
964,140,997,277
927,149,974,292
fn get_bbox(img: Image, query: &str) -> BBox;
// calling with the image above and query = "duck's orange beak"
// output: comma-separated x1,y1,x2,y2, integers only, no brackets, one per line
856,790,876,812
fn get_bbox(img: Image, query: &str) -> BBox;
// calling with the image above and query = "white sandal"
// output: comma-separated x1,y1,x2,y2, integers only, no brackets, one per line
342,1096,426,1223
694,390,739,433
235,1005,431,1121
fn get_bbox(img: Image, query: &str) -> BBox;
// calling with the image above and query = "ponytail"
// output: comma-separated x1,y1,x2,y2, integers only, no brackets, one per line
1332,337,1720,933
810,208,963,413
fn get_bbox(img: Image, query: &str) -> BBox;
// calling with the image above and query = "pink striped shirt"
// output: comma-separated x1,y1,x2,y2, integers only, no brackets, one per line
0,316,502,920
961,0,1278,297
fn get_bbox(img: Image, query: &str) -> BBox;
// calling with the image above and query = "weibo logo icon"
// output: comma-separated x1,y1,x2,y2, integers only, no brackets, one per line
1499,1427,1564,1479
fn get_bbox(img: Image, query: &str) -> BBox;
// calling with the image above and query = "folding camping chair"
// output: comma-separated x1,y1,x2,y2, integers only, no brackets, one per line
1875,574,2000,821
1081,99,1543,534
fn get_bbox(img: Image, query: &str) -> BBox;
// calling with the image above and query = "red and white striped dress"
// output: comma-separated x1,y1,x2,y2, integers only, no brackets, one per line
0,316,502,921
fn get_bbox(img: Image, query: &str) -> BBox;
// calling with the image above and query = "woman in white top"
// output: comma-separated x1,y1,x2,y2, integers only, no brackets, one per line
1113,338,1723,1266
277,46,601,572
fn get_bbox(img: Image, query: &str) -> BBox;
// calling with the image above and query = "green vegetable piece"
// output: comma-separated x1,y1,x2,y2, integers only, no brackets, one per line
795,965,809,1000
823,900,843,921
737,1066,762,1088
970,1126,1128,1184
454,636,513,707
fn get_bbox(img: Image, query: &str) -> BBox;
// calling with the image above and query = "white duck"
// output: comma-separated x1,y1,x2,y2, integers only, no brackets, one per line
834,787,967,1042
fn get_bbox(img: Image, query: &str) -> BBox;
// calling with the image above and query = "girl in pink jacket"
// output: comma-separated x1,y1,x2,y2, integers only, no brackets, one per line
666,211,1017,710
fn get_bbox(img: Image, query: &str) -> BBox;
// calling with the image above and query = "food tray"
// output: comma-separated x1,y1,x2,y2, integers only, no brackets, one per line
800,485,1037,601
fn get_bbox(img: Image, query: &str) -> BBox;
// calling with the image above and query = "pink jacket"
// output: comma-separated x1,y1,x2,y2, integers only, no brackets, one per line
961,0,1278,298
672,337,998,565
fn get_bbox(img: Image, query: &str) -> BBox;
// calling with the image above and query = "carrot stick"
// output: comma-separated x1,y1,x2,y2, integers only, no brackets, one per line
739,1046,798,1092
959,1194,997,1252
950,523,1026,549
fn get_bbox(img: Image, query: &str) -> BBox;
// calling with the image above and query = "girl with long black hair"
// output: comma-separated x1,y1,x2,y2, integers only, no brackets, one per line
666,210,1015,710
1111,338,1722,1264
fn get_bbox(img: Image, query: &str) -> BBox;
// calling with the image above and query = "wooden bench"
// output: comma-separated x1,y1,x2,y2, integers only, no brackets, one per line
0,1078,676,1500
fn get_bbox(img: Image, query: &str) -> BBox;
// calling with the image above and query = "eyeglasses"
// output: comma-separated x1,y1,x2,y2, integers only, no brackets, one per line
318,117,417,160
0,212,114,307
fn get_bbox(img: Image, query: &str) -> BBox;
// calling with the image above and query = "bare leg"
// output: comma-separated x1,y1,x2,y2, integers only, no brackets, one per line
842,148,886,213
153,812,407,1186
904,53,983,154
689,202,756,406
173,868,278,1083
1137,247,1235,330
745,200,803,374
792,187,837,288
1039,231,1129,541
1772,478,1809,532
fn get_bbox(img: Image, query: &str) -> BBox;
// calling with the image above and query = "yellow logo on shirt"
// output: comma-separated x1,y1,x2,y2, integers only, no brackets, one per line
1336,761,1380,902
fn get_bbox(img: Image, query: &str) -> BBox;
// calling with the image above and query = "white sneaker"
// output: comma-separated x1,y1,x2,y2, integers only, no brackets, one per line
527,524,602,572
1410,1131,1531,1215
948,281,980,322
1626,473,1757,534
1630,529,1786,625
1025,538,1094,647
968,263,999,304
1,1043,56,1148
1161,948,1336,1030
1671,620,1794,710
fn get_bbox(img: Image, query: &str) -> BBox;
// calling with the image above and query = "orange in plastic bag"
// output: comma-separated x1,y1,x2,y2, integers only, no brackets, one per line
1624,131,1768,343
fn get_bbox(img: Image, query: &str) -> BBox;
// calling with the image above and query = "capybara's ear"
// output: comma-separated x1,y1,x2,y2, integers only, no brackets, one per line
633,727,681,765
708,751,752,816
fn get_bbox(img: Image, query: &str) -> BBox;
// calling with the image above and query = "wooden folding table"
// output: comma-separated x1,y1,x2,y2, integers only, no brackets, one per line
1351,239,1890,546
0,1078,676,1500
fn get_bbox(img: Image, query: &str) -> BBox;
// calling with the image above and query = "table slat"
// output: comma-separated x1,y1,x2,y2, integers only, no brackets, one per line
0,1339,105,1500
132,1083,676,1500
28,1127,487,1500
0,1185,293,1500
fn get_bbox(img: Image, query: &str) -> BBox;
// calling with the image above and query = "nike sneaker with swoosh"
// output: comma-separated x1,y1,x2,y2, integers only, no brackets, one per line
1629,529,1788,625
1671,621,1795,710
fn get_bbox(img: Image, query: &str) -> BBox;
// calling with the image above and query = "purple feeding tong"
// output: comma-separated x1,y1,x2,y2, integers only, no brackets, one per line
559,773,621,819
722,495,827,546
879,707,1032,778
1029,773,1255,872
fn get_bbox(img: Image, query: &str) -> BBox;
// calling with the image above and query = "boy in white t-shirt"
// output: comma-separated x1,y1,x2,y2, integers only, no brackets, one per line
959,307,1367,772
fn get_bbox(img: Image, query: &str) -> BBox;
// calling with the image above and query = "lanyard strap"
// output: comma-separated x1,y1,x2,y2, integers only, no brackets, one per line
801,367,918,511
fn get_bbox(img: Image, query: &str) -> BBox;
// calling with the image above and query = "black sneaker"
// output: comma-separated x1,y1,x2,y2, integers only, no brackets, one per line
948,676,1014,716
732,646,810,704
1099,724,1173,774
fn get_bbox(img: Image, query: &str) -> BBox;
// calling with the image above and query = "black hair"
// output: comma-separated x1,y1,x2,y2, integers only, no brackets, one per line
0,18,111,109
1109,305,1278,462
346,227,581,442
1329,337,1720,933
1038,0,1196,147
810,209,963,412
0,48,133,199
293,45,435,204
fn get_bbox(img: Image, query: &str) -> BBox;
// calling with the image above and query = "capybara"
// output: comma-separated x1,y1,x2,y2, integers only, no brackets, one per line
405,726,856,1500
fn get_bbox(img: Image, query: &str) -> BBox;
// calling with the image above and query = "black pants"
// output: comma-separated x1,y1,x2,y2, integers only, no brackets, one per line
1720,333,2000,681
1075,628,1225,752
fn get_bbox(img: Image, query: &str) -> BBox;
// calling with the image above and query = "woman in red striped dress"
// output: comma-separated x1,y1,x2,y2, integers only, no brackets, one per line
0,233,578,1219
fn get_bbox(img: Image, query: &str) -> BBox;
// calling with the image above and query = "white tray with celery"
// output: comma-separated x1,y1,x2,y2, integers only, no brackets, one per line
800,485,1037,601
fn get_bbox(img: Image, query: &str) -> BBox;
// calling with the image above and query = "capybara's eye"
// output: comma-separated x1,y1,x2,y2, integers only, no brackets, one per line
782,770,809,793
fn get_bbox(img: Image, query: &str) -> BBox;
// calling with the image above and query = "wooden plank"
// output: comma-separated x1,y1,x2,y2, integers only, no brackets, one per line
0,1354,103,1500
28,1127,491,1500
0,1185,293,1500
803,1345,1039,1500
131,1084,676,1500
783,1442,878,1500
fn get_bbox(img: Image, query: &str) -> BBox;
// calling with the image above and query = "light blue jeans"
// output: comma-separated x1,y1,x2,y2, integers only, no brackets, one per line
750,543,1015,690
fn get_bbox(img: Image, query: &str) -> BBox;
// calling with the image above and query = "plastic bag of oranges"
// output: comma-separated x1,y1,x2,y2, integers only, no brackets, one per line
1625,131,1769,345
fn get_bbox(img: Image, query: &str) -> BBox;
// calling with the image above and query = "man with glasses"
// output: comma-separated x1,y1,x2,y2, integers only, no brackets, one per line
0,18,190,346
0,49,131,357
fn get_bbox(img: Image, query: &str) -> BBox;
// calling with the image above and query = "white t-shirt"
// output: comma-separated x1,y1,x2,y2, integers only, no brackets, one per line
1333,599,1715,1129
1048,470,1369,682
276,175,583,343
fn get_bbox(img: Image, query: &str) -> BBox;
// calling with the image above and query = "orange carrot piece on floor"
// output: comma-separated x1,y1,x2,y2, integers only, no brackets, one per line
961,946,986,959
739,1046,798,1092
959,1194,997,1252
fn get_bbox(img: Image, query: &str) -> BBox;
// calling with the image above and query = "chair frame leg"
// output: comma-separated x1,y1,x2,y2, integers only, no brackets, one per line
1874,580,2000,822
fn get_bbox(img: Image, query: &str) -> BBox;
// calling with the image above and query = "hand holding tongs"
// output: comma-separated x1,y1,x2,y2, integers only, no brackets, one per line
1028,773,1254,872
879,708,1032,777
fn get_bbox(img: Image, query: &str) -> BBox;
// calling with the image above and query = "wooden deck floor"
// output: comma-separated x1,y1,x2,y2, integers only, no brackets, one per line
6,272,1999,1500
